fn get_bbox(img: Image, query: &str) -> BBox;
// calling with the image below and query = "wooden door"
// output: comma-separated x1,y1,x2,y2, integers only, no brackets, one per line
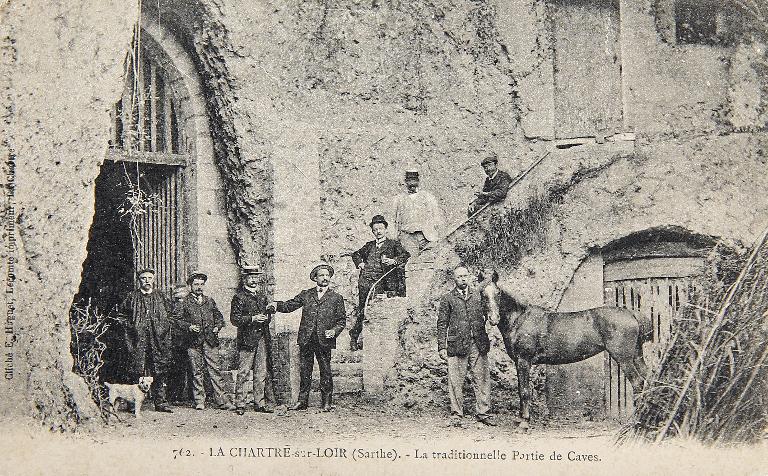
603,257,702,418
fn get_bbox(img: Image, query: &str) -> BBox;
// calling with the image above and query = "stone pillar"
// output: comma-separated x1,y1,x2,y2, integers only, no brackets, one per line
271,129,322,404
362,296,407,394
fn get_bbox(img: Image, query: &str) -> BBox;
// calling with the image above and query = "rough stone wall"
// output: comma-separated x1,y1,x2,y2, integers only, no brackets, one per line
3,0,768,428
1,1,139,428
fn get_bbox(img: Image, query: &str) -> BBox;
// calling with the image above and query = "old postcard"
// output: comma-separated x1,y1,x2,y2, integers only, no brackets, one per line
1,0,767,474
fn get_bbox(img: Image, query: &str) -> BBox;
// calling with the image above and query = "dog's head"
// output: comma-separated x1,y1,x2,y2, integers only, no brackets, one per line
137,376,154,393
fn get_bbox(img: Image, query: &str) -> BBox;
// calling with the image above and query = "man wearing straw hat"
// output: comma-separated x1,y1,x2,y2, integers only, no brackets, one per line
393,169,444,258
230,265,275,415
175,271,234,411
117,268,174,413
349,214,410,351
467,153,513,216
267,263,346,412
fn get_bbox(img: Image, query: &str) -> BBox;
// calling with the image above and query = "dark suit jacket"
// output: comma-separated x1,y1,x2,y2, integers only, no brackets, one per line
277,288,346,349
118,290,172,342
478,170,513,204
437,287,490,357
230,288,271,351
176,293,225,348
351,238,410,295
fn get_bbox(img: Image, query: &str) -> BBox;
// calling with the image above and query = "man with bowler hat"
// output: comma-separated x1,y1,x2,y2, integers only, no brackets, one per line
176,271,234,410
267,263,346,412
230,265,276,415
467,153,513,216
393,169,444,258
349,214,410,351
117,268,174,412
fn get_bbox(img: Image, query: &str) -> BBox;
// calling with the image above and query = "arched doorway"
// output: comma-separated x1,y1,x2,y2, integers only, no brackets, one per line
74,20,213,387
601,230,714,418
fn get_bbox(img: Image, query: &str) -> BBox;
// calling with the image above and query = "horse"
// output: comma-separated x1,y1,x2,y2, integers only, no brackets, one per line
479,270,652,429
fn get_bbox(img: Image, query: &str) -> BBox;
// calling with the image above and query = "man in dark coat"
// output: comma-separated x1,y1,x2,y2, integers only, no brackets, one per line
268,263,346,412
176,271,234,410
467,153,513,216
437,265,494,426
230,265,275,415
349,214,410,351
117,268,174,412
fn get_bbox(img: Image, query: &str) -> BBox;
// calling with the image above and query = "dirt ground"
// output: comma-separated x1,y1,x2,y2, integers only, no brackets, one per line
106,394,617,442
3,395,764,476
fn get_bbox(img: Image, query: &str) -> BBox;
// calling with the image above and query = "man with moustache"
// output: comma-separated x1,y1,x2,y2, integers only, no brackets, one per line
393,169,444,258
437,265,495,426
176,271,233,411
267,263,346,412
467,153,513,216
117,268,174,412
349,214,410,351
230,266,275,415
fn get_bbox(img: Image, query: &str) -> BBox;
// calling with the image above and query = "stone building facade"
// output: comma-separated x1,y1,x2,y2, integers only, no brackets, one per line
2,0,768,426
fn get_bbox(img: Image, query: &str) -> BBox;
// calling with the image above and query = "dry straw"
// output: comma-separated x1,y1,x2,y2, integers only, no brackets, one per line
620,226,768,444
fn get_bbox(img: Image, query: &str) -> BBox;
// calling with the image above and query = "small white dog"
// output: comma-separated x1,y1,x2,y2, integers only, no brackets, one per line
105,376,153,419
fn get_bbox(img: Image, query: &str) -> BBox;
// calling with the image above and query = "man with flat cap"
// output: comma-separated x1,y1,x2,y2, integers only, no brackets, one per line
230,265,275,415
117,268,174,412
176,271,233,410
349,214,410,351
267,263,346,412
393,169,444,258
468,153,513,216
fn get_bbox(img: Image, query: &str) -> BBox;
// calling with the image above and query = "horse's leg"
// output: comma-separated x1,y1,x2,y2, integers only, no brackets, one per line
614,355,644,396
515,357,532,430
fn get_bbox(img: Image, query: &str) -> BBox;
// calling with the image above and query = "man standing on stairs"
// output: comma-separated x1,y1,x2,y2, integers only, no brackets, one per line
349,214,410,351
393,169,444,258
267,263,346,412
467,153,513,216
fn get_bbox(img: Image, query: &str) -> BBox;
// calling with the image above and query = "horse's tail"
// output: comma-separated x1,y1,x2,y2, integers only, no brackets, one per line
633,311,653,345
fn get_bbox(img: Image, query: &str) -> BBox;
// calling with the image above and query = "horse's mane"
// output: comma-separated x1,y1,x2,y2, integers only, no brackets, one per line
495,281,528,313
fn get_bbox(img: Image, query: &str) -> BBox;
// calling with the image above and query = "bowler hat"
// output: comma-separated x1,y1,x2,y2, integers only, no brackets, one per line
309,263,335,281
404,169,419,181
480,154,498,166
240,265,263,276
136,268,155,278
186,271,208,285
369,214,388,228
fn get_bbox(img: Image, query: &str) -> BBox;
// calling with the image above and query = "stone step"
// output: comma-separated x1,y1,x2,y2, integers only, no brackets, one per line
332,362,363,377
311,374,363,394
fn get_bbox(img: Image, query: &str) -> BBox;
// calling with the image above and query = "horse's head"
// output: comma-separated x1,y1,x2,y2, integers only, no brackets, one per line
478,268,502,326
478,268,525,328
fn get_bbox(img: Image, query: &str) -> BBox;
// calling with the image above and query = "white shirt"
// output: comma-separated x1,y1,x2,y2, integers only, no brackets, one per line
316,286,328,299
393,189,445,242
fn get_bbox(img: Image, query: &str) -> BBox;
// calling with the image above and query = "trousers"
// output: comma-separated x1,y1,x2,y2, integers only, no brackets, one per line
398,231,429,258
235,335,274,409
297,334,332,405
187,342,231,407
447,341,491,417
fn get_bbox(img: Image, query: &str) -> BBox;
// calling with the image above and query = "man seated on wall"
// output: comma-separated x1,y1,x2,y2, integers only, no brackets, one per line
467,153,513,217
349,215,410,351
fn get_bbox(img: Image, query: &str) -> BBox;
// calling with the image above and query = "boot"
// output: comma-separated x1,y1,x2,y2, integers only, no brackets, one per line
290,400,308,411
320,394,332,412
153,375,174,413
